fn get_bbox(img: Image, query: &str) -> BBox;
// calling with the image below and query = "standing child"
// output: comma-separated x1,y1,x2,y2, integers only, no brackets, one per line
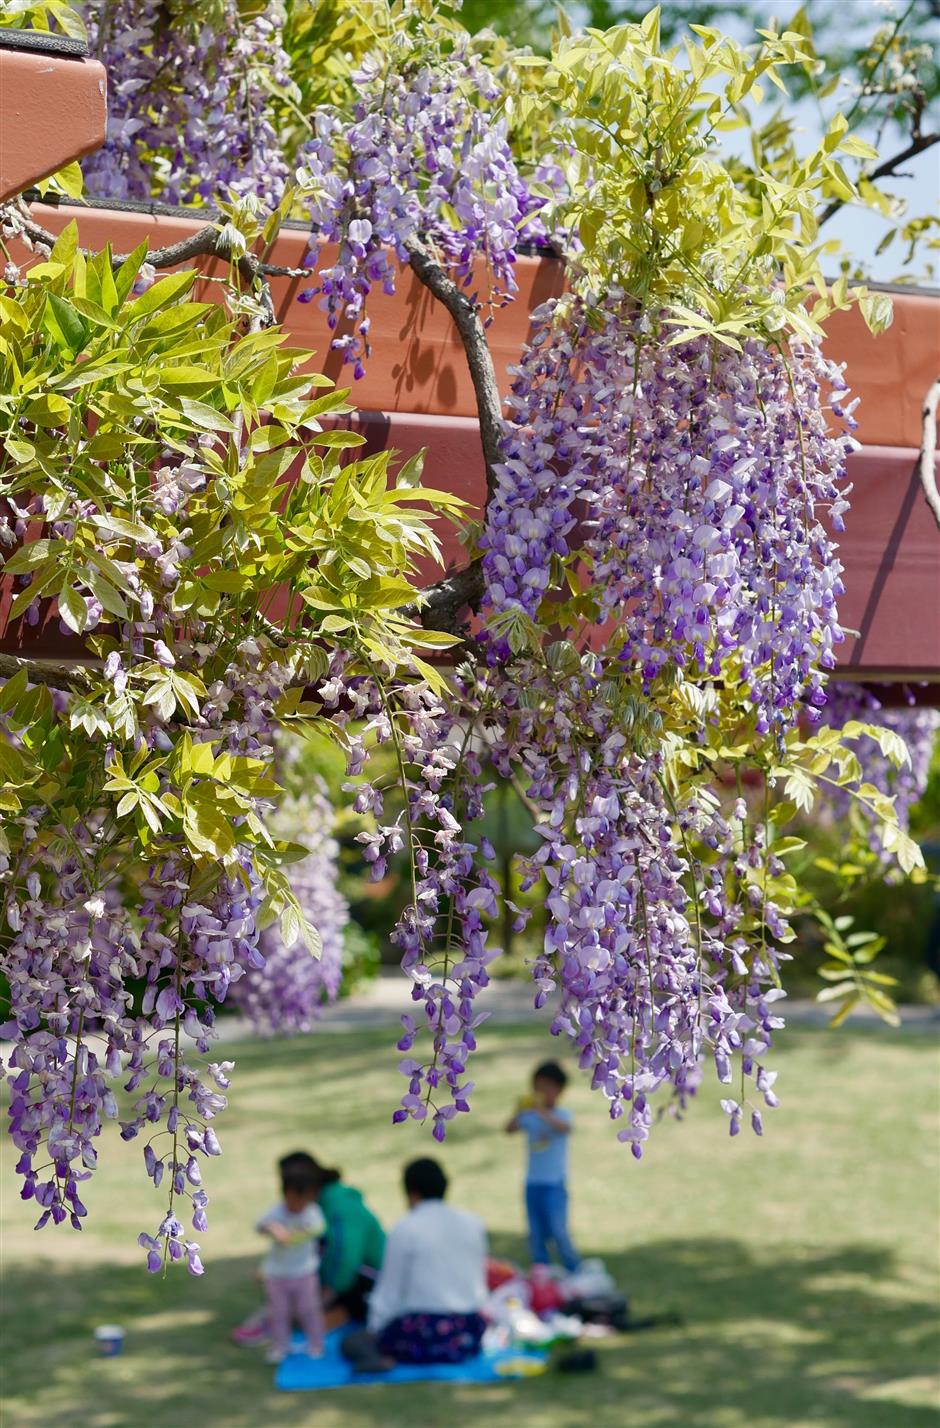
506,1060,580,1273
256,1153,327,1363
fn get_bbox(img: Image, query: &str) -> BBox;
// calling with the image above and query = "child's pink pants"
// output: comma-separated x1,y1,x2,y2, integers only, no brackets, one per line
265,1272,325,1355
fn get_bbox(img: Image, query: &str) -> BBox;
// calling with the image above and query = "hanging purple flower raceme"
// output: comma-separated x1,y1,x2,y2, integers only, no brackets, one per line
482,295,857,738
2,860,135,1231
318,658,496,1140
479,650,785,1151
82,0,291,208
818,682,939,849
230,778,349,1033
298,42,556,376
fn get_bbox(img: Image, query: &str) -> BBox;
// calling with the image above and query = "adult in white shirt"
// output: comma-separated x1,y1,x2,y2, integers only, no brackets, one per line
362,1157,487,1365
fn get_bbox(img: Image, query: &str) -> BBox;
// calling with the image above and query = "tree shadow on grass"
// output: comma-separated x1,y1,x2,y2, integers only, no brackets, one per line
2,1237,936,1428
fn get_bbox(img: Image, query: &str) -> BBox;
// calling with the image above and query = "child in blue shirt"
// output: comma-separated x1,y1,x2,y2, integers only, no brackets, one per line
506,1060,580,1273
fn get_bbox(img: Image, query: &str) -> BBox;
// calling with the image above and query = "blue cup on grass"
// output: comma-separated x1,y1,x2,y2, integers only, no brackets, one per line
94,1325,125,1357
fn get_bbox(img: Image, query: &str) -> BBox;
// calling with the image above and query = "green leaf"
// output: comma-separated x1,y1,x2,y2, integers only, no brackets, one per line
129,269,199,319
248,424,291,452
93,515,159,544
0,668,30,714
52,160,84,199
310,429,367,449
396,449,427,490
160,366,221,393
817,982,855,1002
49,221,79,267
858,291,894,336
189,741,217,777
177,399,237,433
839,135,878,161
58,584,89,635
114,240,150,306
83,568,129,619
23,393,71,428
2,539,56,574
43,294,87,354
828,994,861,1028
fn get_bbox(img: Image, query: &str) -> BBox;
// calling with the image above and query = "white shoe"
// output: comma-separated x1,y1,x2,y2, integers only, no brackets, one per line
303,1343,324,1359
264,1347,286,1364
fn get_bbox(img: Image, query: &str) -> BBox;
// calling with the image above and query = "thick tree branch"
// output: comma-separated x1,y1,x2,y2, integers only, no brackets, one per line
819,130,940,226
412,561,484,635
401,238,506,633
917,376,940,530
404,239,503,507
0,653,95,687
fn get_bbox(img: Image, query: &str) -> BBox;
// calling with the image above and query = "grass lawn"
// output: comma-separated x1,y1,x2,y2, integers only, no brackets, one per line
1,1020,938,1428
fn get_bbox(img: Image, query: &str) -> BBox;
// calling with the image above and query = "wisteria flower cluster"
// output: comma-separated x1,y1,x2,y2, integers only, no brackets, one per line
297,38,553,375
82,0,291,208
316,660,498,1141
818,682,939,849
483,294,857,738
231,771,349,1034
481,651,788,1154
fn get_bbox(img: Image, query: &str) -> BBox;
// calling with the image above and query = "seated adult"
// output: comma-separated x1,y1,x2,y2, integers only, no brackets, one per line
359,1156,487,1366
313,1157,386,1324
233,1151,385,1343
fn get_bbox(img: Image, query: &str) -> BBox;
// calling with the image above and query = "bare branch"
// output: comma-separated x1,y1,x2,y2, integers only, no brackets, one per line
400,239,506,634
819,130,940,227
404,239,504,506
917,375,940,530
0,653,96,687
13,210,277,328
113,224,221,269
259,262,310,279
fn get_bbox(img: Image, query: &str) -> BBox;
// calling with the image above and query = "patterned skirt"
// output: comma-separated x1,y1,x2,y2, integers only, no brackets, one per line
376,1311,486,1365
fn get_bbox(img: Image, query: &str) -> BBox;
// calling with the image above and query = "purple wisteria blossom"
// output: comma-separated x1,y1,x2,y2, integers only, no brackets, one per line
231,776,349,1033
83,1,290,208
482,294,858,737
819,682,939,849
298,41,557,375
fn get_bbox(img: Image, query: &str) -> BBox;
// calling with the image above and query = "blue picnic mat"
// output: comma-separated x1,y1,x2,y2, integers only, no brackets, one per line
276,1327,549,1391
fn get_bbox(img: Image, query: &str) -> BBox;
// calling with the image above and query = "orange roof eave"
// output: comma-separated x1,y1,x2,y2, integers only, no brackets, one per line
0,31,106,201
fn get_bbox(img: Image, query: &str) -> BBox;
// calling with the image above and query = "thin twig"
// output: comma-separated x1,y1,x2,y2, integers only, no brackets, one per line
15,212,277,328
818,130,940,226
917,376,940,530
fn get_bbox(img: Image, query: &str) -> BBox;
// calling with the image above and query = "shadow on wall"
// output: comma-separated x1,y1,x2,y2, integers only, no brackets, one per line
1,1238,937,1428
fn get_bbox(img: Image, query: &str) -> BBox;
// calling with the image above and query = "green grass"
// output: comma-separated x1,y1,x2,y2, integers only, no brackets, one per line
1,1022,938,1428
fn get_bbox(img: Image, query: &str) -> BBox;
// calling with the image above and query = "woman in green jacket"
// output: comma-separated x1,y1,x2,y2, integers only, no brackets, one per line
315,1161,386,1323
232,1152,386,1342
